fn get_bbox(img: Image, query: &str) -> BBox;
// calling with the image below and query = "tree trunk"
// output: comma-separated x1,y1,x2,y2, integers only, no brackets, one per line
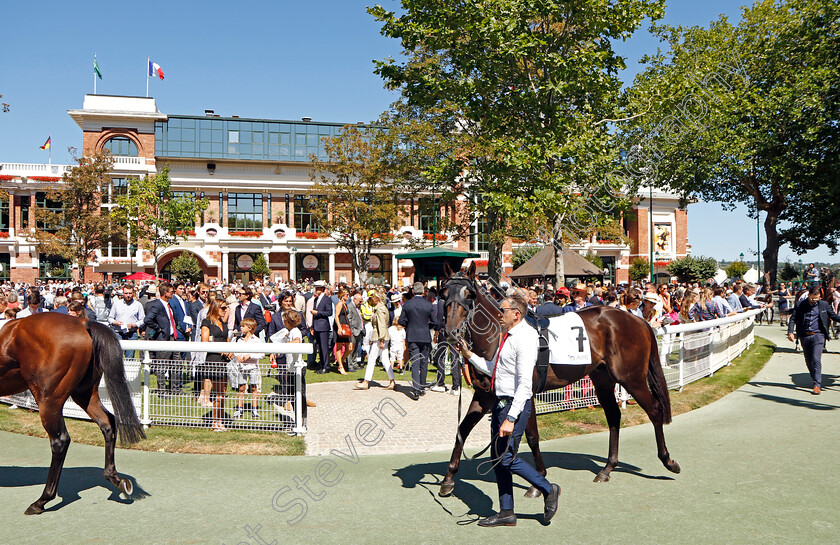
487,209,502,282
553,215,565,287
762,210,782,288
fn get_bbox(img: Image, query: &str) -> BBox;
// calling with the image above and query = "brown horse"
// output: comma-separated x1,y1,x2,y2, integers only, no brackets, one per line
437,263,679,498
0,313,144,514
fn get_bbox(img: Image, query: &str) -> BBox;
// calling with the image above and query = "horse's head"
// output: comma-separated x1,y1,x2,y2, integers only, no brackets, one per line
440,261,503,362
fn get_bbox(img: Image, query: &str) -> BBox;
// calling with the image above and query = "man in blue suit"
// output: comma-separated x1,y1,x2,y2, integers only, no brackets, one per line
143,282,181,394
562,284,593,313
399,282,438,400
233,286,267,337
787,286,840,395
309,281,334,374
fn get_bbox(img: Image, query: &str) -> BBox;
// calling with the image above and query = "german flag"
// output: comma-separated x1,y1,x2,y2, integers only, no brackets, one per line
40,136,51,150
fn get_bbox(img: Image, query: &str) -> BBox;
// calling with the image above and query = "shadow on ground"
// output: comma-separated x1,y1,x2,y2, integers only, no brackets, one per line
0,466,149,512
391,451,673,523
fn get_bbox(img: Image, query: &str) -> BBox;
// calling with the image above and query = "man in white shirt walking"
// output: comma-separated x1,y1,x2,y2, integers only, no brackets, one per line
457,292,559,527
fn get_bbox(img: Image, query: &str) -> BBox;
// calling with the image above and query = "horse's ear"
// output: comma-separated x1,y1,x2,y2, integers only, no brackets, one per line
444,262,453,278
468,261,476,278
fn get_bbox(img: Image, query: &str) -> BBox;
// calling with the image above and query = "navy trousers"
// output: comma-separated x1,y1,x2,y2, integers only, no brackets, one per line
491,398,552,511
314,330,331,371
801,333,825,388
408,341,431,394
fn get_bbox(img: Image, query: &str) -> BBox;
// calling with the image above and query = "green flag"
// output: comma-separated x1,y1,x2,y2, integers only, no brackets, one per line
93,57,102,79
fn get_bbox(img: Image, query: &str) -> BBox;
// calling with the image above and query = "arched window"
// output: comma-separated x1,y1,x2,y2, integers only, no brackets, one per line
103,137,138,157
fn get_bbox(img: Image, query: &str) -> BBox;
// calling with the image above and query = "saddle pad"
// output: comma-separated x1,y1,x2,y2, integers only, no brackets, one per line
546,312,592,366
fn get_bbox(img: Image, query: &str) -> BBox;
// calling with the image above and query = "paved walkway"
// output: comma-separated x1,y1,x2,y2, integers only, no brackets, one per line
1,324,838,545
304,380,490,456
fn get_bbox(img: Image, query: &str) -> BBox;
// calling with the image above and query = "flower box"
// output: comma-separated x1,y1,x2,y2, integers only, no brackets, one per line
299,231,328,239
0,175,13,181
423,233,447,242
175,230,196,237
0,232,9,238
29,176,61,182
473,259,489,266
230,231,263,238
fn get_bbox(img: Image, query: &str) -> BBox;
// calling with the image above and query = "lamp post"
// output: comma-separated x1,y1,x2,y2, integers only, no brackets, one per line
129,243,135,275
798,258,803,285
654,251,660,283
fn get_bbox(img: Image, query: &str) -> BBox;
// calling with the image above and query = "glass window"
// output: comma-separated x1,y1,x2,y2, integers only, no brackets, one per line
35,192,66,233
227,193,262,231
472,215,490,252
294,195,321,233
0,194,8,230
418,197,439,234
228,130,239,143
103,137,138,157
39,255,71,280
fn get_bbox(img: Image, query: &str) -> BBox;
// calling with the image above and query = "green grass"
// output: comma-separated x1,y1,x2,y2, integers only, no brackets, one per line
535,336,776,440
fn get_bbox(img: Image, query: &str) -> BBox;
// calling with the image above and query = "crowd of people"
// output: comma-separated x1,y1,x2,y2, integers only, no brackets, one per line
1,272,837,428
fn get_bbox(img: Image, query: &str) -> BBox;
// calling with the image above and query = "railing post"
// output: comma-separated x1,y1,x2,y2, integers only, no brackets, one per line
293,359,306,436
678,333,685,391
141,351,151,429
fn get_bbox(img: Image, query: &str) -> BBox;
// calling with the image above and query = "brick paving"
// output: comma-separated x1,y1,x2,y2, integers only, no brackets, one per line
304,379,491,456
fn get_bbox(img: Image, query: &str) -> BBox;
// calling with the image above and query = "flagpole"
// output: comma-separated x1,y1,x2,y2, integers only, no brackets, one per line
48,133,52,166
146,56,150,97
94,53,97,94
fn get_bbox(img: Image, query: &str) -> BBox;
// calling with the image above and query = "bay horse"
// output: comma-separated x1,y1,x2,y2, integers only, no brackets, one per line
0,312,143,514
437,262,679,498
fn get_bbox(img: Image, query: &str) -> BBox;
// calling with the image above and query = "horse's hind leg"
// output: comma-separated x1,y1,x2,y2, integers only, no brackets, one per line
523,397,545,498
619,372,679,475
71,389,133,496
589,367,622,483
25,403,70,515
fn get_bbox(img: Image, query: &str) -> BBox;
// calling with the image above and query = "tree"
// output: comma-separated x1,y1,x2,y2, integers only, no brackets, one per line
667,255,718,283
250,254,271,281
583,252,604,271
512,245,541,270
169,252,203,283
308,124,409,285
725,260,749,280
623,0,840,287
629,258,650,282
778,261,798,282
30,151,117,283
111,165,207,281
370,0,664,283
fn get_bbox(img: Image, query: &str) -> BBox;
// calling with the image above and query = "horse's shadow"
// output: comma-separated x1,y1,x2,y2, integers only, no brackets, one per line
0,466,149,512
392,452,673,522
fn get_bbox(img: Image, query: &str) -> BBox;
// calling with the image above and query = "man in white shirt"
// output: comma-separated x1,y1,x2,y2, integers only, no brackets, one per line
457,293,559,527
109,286,146,358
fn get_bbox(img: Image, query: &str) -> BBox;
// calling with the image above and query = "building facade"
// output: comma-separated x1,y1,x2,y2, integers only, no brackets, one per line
0,95,689,285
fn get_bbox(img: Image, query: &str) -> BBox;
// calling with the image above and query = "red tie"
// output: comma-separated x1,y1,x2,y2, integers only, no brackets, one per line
167,303,177,340
490,332,510,391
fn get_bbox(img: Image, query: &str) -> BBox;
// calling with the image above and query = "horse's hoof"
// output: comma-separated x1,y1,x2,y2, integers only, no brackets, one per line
665,460,681,474
118,478,134,496
439,482,454,497
593,472,610,483
524,485,542,499
24,503,44,515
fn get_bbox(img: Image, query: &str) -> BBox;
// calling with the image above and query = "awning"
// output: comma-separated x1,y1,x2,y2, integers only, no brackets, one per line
395,247,480,280
395,247,480,260
509,246,603,278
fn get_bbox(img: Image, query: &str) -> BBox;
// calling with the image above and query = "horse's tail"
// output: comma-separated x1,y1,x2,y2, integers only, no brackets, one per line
646,324,672,425
86,321,146,444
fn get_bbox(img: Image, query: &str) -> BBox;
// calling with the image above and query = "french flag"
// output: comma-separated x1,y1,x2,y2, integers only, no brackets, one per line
148,60,164,80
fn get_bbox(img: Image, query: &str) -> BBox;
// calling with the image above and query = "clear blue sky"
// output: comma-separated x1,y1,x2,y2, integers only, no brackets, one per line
1,0,835,265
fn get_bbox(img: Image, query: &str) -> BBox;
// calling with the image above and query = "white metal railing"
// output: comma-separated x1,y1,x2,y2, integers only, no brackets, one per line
0,163,72,175
534,308,765,414
111,156,145,166
1,340,313,435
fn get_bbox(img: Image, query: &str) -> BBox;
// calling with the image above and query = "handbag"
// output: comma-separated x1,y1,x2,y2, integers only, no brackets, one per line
337,304,352,338
338,323,353,338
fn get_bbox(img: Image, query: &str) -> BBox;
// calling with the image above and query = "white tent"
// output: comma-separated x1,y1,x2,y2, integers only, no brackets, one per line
714,268,728,284
743,267,759,283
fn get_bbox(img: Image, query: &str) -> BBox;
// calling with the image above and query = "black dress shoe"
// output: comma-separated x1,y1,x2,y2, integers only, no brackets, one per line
477,511,517,527
315,369,327,374
407,390,419,401
543,483,560,523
